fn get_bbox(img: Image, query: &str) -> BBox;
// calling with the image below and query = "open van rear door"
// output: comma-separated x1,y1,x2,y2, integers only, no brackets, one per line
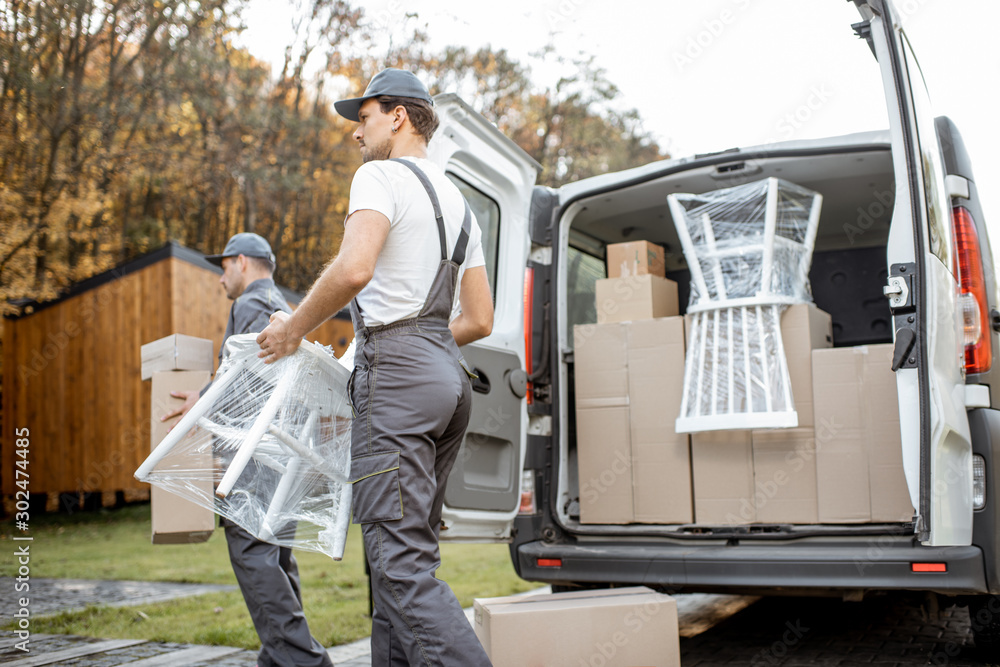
859,0,973,545
427,94,541,541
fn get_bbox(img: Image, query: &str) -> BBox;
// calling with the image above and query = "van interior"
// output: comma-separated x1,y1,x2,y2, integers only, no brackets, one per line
560,134,900,532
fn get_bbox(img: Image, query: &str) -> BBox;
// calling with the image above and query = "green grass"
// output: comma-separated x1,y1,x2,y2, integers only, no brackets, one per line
2,503,537,649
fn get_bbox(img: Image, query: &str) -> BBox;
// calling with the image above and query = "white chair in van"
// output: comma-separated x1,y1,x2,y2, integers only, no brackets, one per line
669,177,822,433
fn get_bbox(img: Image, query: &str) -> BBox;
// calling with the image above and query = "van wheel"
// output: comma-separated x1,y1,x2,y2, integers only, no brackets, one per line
969,595,1000,654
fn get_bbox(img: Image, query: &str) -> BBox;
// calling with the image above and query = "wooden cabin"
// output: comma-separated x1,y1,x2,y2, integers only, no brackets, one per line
1,242,354,512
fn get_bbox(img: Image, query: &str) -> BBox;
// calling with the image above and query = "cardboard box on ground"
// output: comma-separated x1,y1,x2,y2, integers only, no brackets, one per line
144,334,217,544
474,586,680,667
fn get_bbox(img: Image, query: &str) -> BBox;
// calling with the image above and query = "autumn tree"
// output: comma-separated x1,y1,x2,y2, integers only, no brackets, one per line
0,0,242,310
1,0,666,317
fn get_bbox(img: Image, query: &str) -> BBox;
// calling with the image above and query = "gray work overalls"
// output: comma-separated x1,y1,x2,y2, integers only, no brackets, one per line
348,159,493,667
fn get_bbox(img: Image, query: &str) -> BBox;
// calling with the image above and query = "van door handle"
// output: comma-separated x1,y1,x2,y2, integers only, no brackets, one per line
470,369,490,394
891,328,917,371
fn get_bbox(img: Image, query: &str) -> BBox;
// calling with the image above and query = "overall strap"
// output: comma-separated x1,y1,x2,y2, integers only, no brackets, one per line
390,158,473,265
452,200,472,266
391,158,448,261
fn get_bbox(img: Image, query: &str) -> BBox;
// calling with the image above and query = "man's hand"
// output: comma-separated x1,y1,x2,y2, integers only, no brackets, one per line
256,311,301,363
162,390,200,431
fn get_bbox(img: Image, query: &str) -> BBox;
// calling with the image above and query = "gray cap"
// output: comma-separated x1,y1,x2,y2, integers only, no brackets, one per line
205,232,276,267
334,68,433,122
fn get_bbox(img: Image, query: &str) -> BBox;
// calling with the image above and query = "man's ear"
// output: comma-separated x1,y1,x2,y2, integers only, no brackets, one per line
237,254,249,272
394,105,407,128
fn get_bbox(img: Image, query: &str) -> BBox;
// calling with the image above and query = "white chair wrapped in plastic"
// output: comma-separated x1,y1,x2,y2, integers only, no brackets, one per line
668,177,822,433
135,333,354,559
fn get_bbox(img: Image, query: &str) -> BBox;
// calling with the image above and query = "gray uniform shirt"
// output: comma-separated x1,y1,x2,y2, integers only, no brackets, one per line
219,277,291,364
201,277,291,399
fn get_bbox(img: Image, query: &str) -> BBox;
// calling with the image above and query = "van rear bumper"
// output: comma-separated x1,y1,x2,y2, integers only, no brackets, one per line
515,538,988,595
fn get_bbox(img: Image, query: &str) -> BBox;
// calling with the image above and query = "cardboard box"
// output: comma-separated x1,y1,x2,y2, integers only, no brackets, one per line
596,274,679,324
812,344,914,523
576,406,633,524
627,318,692,523
864,345,914,522
573,317,691,524
575,322,632,524
606,240,666,279
682,303,832,428
474,587,680,667
781,304,833,427
149,370,216,544
751,428,818,524
141,334,215,380
691,429,755,524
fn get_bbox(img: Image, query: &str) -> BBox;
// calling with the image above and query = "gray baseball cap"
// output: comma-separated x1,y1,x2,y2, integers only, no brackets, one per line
334,68,433,122
205,232,276,267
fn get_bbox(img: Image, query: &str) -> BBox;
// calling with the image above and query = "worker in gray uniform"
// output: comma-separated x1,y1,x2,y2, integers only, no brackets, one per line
163,232,333,667
256,69,495,666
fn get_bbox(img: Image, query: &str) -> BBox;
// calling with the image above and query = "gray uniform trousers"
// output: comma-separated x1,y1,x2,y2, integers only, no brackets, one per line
220,278,333,667
224,522,332,667
348,158,492,666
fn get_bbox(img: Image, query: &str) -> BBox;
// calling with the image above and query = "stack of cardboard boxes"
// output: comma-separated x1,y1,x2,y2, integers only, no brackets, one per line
141,334,217,543
574,241,690,524
573,241,914,526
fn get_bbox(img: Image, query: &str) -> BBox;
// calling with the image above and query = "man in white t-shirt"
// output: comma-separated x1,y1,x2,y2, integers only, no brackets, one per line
256,69,494,666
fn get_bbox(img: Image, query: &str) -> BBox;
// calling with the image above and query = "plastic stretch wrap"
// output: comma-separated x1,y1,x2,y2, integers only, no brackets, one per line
135,334,353,559
668,177,822,433
667,177,821,311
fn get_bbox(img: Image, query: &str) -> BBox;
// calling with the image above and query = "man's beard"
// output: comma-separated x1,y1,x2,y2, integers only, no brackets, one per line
361,138,392,163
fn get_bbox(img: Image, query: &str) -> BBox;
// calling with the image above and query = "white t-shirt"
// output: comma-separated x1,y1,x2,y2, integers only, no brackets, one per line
347,156,485,327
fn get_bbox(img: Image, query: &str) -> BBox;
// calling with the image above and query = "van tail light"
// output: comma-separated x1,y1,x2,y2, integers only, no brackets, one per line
974,454,987,510
952,206,992,374
524,267,535,405
519,470,537,515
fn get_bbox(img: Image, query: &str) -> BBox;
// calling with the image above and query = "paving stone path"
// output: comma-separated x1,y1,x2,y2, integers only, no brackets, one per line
0,578,236,618
0,581,990,665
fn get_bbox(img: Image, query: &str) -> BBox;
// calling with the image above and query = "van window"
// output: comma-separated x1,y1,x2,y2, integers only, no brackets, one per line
566,245,606,346
902,33,953,273
448,174,500,295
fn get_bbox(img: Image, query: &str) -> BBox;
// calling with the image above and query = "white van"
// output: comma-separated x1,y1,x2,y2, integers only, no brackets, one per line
428,0,1000,651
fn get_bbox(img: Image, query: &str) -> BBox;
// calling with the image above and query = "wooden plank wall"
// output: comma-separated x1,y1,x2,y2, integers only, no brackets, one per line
2,255,355,501
2,262,173,498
